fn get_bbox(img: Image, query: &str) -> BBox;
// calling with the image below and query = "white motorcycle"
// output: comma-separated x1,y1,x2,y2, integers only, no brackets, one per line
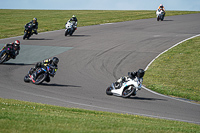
65,21,77,36
106,76,142,98
156,9,165,21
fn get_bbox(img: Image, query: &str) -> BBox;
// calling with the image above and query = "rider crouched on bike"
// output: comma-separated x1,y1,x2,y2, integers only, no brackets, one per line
2,40,20,59
25,18,38,35
157,4,166,17
66,15,78,30
115,69,145,95
30,57,59,82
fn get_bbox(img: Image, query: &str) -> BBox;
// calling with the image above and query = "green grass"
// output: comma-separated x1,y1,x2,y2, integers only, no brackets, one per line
0,98,199,133
0,9,200,39
144,36,200,102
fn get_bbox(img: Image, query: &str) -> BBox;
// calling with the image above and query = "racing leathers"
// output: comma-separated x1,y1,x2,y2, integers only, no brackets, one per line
66,17,78,31
2,43,20,59
157,5,166,16
114,71,144,96
25,20,38,35
30,59,58,82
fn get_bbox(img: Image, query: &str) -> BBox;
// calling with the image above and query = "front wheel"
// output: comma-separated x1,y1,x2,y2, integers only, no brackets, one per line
157,17,159,21
122,86,135,98
65,30,68,36
106,86,113,95
34,73,47,85
23,32,27,40
24,74,30,83
0,50,8,64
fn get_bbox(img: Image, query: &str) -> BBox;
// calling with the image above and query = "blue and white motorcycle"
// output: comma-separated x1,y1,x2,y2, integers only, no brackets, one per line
156,9,165,21
65,21,77,36
24,65,57,85
106,76,143,98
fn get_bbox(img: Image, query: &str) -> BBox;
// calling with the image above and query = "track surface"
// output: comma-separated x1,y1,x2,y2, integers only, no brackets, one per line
0,14,200,124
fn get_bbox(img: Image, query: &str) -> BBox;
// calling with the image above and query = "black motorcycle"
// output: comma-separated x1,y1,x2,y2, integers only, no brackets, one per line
23,24,33,40
0,46,15,64
24,65,57,85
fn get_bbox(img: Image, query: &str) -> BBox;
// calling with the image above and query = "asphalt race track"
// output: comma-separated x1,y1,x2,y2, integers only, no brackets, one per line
0,13,200,124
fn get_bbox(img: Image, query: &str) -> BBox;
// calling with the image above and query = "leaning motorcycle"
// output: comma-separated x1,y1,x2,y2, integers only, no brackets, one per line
0,46,14,64
65,21,77,36
106,77,142,98
156,9,165,21
23,23,33,40
24,65,57,85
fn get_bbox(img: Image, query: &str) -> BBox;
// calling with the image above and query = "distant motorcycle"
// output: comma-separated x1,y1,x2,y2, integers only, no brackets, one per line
23,23,33,40
24,65,57,85
106,76,142,98
156,9,165,21
0,45,15,64
65,21,77,36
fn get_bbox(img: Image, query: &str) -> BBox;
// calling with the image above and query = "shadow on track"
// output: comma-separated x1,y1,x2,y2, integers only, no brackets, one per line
128,96,167,101
28,38,54,40
40,83,81,88
70,35,91,37
163,20,174,21
2,63,34,66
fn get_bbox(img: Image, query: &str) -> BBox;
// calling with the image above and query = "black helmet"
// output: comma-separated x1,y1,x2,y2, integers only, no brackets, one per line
137,69,145,78
52,57,59,65
33,18,37,23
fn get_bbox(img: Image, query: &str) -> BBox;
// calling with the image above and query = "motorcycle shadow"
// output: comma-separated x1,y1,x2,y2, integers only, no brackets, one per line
128,96,167,101
3,63,34,66
163,20,173,21
39,83,81,88
28,38,54,40
70,35,91,37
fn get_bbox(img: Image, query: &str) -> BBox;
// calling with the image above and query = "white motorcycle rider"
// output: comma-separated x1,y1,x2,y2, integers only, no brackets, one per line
106,69,145,98
156,9,165,21
65,16,77,36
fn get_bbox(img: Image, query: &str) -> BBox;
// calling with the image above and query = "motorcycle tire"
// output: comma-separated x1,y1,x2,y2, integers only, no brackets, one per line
34,73,47,85
0,50,8,64
24,74,30,83
122,86,135,98
65,30,68,36
157,17,159,21
106,86,113,95
23,32,27,40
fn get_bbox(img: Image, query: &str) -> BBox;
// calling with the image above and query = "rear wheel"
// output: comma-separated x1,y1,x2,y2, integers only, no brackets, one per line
122,86,135,98
106,86,113,95
35,73,47,85
0,50,8,64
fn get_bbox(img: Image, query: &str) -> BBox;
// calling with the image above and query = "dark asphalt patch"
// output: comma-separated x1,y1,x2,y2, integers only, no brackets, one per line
0,44,73,64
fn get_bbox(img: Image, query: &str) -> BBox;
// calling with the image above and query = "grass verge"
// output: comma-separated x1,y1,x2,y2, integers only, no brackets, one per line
0,9,200,39
144,36,200,102
0,98,200,133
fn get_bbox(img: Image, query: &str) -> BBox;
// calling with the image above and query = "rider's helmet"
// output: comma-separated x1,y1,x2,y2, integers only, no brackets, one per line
52,57,59,65
33,18,37,24
71,15,77,20
160,4,163,9
14,40,20,46
137,69,145,78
